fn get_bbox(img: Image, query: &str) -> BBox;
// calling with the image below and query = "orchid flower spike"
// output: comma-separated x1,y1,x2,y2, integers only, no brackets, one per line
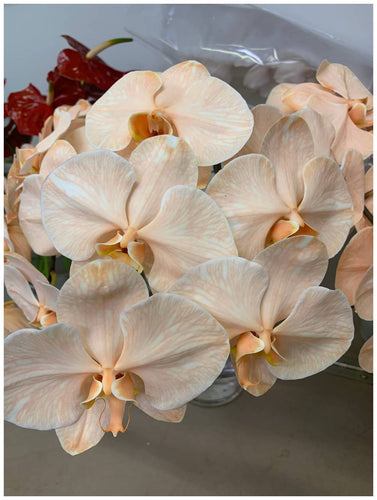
170,236,354,396
41,135,237,292
85,60,253,167
4,252,59,327
266,60,373,163
207,115,354,259
5,259,229,455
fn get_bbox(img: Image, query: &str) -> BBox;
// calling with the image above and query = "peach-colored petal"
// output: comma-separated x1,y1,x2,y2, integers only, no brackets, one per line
62,125,94,154
41,150,135,260
349,102,367,125
135,394,186,423
316,60,371,101
340,149,365,224
266,83,297,113
6,219,32,261
39,140,77,178
234,355,276,397
57,260,149,368
356,167,373,231
254,236,328,330
299,156,354,257
283,82,343,112
36,108,73,153
170,257,268,339
270,287,353,379
206,154,289,260
86,71,162,150
359,336,373,373
260,116,314,208
355,265,373,321
155,60,210,109
4,265,40,321
295,107,336,157
5,324,100,429
127,135,198,229
269,219,300,243
163,76,253,166
18,174,58,256
335,227,373,304
4,302,31,337
197,166,212,189
139,186,237,291
116,293,229,411
56,398,110,455
34,280,59,312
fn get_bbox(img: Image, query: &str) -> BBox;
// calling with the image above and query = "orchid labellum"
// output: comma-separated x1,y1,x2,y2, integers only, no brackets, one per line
171,236,354,396
41,135,237,291
85,60,254,167
207,115,354,259
267,60,373,163
5,260,229,454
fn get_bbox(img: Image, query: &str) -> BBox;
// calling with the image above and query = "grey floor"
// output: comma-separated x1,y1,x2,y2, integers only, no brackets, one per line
4,371,372,496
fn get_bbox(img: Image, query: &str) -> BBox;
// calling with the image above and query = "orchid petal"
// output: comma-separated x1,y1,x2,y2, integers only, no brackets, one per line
316,60,371,101
41,150,135,260
34,280,59,312
269,287,353,379
39,139,76,178
139,186,237,291
283,82,342,111
5,324,100,430
36,109,72,153
359,336,373,373
170,257,268,339
18,174,58,256
56,398,110,455
4,302,31,337
335,227,373,304
260,116,314,208
356,167,373,231
355,265,373,321
6,220,32,261
265,83,297,113
295,107,335,157
62,126,94,154
234,355,276,397
116,293,229,410
207,154,289,260
4,265,40,322
135,394,186,423
254,236,328,330
163,76,253,166
340,149,365,224
86,71,162,150
57,259,149,368
299,156,354,257
127,135,198,229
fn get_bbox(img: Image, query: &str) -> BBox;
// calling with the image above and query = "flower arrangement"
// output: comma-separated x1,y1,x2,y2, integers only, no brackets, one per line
4,37,373,455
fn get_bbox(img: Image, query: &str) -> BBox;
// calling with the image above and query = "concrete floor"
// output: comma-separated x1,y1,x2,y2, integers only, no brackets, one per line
4,371,372,496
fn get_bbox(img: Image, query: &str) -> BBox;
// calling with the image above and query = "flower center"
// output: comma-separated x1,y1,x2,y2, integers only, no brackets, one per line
128,111,174,141
267,211,319,245
95,228,145,272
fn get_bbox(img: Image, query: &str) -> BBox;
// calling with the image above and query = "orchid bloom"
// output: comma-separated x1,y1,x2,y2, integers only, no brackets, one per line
206,115,354,259
335,226,373,321
170,236,354,396
5,259,229,455
356,166,373,231
266,60,373,163
41,135,237,292
85,60,253,169
359,336,373,373
4,302,30,337
18,140,77,256
4,252,59,327
17,100,92,175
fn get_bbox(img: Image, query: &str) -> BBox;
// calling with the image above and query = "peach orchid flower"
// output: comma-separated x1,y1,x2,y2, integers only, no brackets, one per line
4,252,59,327
41,135,237,291
266,60,373,163
359,336,373,373
85,60,253,168
170,236,354,396
17,100,92,175
18,140,77,256
335,226,373,321
206,115,354,259
356,166,373,231
5,259,229,455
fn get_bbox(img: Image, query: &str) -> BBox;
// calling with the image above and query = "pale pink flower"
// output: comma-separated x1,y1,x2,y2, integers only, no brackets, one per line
335,227,373,321
85,60,253,167
359,336,373,373
4,252,59,327
170,236,354,396
266,60,373,163
41,135,237,291
5,259,229,454
206,115,354,259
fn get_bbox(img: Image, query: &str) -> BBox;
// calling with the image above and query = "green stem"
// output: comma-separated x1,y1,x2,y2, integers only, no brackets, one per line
141,271,153,297
86,37,133,60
